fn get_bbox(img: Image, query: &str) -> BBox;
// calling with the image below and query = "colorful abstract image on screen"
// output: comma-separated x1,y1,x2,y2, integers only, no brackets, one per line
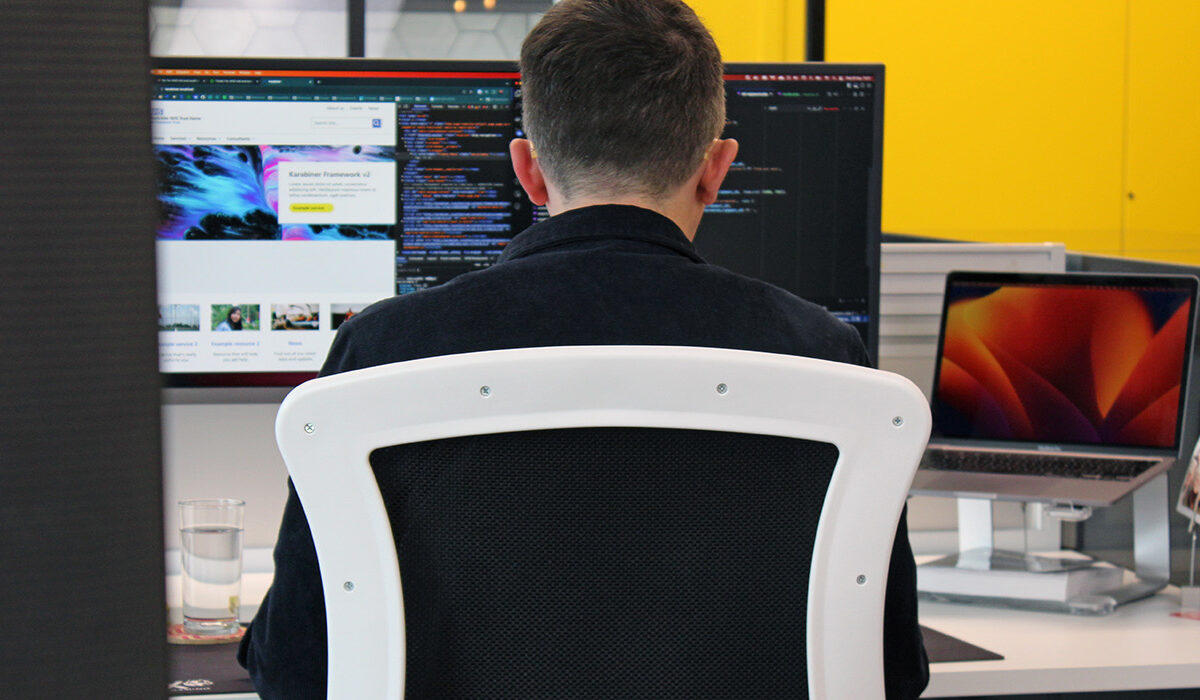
935,283,1192,448
155,145,395,241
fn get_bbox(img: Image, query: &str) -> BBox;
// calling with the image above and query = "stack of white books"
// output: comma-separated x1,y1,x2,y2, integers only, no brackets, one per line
918,549,1125,603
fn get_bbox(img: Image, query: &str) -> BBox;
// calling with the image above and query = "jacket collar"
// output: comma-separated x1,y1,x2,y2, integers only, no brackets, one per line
499,204,705,264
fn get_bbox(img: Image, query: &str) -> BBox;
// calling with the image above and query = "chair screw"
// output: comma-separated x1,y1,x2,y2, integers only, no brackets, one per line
304,423,315,434
344,581,355,592
892,416,904,427
716,383,728,395
479,386,491,397
856,575,867,585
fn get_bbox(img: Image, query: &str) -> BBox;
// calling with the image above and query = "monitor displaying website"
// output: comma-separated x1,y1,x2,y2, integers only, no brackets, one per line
150,59,883,386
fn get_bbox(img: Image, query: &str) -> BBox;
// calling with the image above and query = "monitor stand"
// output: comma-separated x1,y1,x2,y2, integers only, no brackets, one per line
921,474,1170,614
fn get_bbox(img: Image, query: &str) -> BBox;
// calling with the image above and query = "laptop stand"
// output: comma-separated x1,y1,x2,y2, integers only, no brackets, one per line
919,474,1170,615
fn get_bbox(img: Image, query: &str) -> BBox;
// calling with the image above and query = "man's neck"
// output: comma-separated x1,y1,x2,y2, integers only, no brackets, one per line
548,193,702,241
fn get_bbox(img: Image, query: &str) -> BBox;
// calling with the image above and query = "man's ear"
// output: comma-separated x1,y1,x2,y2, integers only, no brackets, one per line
696,138,738,206
510,138,549,206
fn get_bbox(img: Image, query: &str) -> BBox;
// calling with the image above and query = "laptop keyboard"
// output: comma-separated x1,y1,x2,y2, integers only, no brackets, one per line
921,450,1160,481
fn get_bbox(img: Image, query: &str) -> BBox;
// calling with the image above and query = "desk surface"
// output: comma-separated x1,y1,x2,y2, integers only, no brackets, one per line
168,576,1200,699
919,588,1200,697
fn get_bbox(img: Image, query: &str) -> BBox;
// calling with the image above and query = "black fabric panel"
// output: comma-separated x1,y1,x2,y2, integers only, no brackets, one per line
371,427,838,699
0,0,166,696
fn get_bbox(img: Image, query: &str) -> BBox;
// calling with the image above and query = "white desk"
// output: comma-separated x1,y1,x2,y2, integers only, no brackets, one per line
920,588,1200,697
168,575,1200,699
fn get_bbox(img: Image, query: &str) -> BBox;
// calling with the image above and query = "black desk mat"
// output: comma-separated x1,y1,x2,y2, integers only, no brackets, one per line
166,624,1003,695
922,624,1005,663
168,642,255,696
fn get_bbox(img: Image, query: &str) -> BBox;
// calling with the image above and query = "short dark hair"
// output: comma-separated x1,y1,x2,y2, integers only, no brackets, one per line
519,0,725,200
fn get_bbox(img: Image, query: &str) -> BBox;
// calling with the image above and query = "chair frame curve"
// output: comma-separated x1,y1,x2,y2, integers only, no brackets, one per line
275,345,931,699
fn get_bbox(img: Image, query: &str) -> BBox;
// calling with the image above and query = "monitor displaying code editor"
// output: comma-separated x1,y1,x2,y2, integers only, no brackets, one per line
150,59,882,386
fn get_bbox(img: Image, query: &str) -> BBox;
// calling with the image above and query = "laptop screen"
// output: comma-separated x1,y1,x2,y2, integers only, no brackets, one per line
930,272,1198,450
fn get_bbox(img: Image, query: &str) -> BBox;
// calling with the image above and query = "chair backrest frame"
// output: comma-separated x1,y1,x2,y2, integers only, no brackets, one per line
276,345,930,699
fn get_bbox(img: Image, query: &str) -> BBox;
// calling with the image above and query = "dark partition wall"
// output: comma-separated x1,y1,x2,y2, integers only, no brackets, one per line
0,1,167,696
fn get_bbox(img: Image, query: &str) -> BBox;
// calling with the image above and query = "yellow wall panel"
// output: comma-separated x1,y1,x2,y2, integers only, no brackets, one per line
781,0,807,61
689,0,789,61
824,1,1126,253
1123,0,1200,252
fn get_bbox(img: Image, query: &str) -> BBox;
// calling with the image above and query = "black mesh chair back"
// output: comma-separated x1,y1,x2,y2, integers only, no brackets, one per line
371,427,837,698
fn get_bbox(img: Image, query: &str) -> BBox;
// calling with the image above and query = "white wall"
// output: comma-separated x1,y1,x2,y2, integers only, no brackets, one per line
162,402,289,554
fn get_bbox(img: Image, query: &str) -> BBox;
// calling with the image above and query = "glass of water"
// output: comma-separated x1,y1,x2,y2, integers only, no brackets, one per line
179,498,245,635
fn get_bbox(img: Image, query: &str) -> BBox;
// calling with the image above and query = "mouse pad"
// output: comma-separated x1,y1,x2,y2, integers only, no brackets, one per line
922,624,1004,663
168,642,255,695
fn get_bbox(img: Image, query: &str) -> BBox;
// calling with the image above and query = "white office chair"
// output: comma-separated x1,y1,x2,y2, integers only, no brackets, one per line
276,345,930,699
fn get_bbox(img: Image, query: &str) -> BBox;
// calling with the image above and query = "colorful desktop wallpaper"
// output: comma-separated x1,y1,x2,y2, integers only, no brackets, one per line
155,144,395,241
934,283,1192,448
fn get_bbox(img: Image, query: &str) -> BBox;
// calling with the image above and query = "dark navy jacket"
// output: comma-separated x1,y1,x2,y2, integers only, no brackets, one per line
239,204,929,698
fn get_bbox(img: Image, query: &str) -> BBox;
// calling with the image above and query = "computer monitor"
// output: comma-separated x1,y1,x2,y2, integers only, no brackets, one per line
698,65,881,361
150,58,883,388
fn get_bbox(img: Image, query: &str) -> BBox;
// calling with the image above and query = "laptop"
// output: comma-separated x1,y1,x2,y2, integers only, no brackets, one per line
910,271,1199,507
